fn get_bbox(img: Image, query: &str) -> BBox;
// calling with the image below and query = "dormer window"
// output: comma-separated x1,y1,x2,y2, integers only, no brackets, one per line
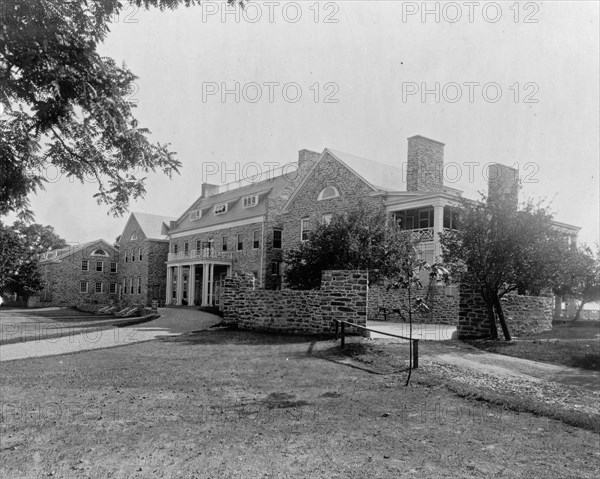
130,232,137,240
189,209,202,221
243,195,258,208
214,203,228,215
318,186,340,201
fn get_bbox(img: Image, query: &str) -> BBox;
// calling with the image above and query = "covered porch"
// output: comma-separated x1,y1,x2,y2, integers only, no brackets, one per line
165,259,232,307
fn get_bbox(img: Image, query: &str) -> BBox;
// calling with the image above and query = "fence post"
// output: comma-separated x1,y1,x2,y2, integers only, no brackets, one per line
413,339,419,369
341,322,345,350
334,320,339,341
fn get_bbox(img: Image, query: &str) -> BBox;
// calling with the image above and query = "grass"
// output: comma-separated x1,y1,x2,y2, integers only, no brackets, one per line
466,320,600,371
2,330,599,478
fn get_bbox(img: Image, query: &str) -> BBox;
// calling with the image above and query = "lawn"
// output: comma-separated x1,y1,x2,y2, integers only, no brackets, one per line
466,320,600,371
1,329,599,479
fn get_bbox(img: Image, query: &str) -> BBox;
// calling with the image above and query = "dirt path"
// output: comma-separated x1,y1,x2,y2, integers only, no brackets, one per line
418,340,600,392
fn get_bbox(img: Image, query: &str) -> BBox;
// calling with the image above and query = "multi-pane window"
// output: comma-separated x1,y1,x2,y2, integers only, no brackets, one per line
189,209,201,220
109,283,117,294
253,230,260,249
138,247,142,261
129,278,134,295
122,278,127,295
80,281,88,293
300,218,311,241
110,262,117,273
443,207,459,230
419,209,434,229
243,195,258,208
125,249,129,262
237,233,243,251
96,261,103,272
222,235,228,252
196,240,202,252
137,277,142,295
318,186,340,201
272,229,282,249
172,243,178,254
81,260,89,271
184,242,189,254
95,282,103,293
271,261,281,275
214,203,227,215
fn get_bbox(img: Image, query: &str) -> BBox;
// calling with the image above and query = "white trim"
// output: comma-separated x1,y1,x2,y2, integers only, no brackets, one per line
317,186,340,201
243,194,259,208
189,209,202,221
214,203,228,215
169,216,265,239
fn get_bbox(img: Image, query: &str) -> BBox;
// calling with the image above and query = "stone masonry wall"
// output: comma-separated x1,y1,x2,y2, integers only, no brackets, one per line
368,283,459,325
221,270,368,335
281,151,384,253
458,286,553,339
406,135,444,192
40,241,119,307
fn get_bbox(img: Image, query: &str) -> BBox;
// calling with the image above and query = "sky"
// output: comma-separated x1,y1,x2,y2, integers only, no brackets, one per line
7,0,600,245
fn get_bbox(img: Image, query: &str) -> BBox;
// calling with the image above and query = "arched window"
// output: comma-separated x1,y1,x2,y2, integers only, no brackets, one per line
317,186,340,201
92,249,109,257
130,232,138,240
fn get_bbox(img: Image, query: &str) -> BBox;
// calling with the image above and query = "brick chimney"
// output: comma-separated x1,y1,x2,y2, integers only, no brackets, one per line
406,135,445,192
201,183,220,198
487,163,519,206
298,149,320,171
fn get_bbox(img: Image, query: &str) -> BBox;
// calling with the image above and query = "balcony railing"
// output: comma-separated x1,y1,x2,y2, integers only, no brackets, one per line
168,249,234,262
399,227,434,242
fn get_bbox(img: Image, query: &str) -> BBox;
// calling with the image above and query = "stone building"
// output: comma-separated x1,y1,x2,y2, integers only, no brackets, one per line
163,158,316,306
39,240,119,306
117,212,175,307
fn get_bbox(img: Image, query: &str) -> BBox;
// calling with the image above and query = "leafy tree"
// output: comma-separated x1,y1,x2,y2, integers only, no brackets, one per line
284,204,413,290
1,1,253,218
0,220,66,299
440,193,564,341
567,245,600,320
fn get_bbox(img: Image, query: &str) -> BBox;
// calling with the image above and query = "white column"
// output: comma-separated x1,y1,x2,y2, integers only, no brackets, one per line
433,204,444,260
176,266,183,305
166,266,173,305
189,264,196,306
201,264,209,306
208,263,215,306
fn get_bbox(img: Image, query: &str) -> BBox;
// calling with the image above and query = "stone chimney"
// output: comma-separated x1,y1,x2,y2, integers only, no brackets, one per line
487,163,519,206
406,135,445,192
298,149,320,171
201,183,220,198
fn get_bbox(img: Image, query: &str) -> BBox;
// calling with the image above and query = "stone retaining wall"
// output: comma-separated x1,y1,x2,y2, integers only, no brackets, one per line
368,283,459,324
458,286,553,339
221,270,368,335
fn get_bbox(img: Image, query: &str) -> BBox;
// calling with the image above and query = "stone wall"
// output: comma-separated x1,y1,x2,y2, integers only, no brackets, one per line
406,135,444,192
281,151,384,254
458,286,553,339
221,270,368,335
39,241,119,307
368,283,458,324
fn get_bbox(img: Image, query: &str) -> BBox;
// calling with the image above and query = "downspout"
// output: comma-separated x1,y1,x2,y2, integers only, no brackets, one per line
260,214,265,288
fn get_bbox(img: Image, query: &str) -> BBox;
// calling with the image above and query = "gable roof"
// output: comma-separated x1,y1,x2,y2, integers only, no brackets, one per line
281,148,405,212
326,149,405,191
129,212,176,241
39,239,116,263
168,167,298,234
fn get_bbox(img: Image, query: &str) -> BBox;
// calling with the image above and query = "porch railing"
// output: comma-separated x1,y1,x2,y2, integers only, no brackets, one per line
168,249,234,262
400,227,434,242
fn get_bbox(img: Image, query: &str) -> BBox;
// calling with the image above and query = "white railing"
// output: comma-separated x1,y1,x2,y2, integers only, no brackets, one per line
400,227,434,242
214,162,298,194
168,249,234,262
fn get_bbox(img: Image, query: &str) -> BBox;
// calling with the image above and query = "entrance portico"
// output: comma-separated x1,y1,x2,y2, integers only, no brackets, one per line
165,251,233,306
